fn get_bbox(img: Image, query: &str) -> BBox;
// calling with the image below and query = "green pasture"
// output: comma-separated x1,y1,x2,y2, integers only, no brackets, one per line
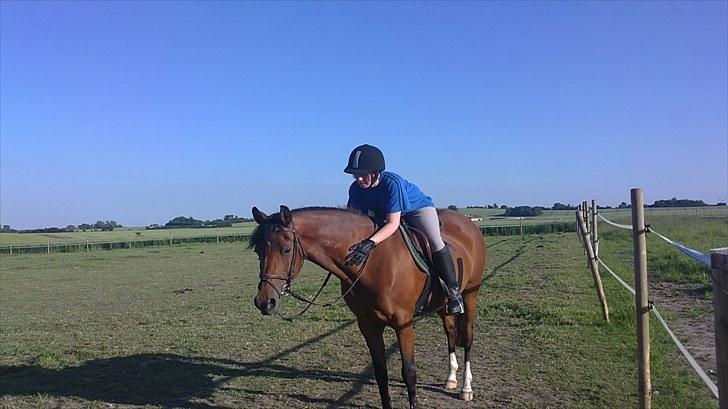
2,207,724,249
462,206,727,228
597,212,727,284
0,223,259,246
0,215,724,408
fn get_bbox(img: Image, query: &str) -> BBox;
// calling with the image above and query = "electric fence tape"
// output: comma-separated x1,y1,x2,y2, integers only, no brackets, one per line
597,258,719,399
597,213,632,230
648,228,711,268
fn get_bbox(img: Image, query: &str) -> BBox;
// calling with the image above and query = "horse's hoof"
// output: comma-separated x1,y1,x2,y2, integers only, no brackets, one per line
460,390,473,401
445,380,457,390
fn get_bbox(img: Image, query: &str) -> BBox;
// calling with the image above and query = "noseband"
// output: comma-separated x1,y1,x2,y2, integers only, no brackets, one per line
257,227,307,298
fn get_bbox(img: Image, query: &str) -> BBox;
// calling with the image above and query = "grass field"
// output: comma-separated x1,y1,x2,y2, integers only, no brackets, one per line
1,214,724,408
0,223,259,246
2,206,724,249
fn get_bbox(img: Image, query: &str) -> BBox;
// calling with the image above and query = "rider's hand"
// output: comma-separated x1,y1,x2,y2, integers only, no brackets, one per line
345,239,376,266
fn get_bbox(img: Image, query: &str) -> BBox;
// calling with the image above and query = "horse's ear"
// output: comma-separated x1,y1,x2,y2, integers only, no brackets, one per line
279,205,292,227
252,207,267,225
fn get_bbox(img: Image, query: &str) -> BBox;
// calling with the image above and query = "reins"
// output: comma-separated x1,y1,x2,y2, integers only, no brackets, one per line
258,227,370,322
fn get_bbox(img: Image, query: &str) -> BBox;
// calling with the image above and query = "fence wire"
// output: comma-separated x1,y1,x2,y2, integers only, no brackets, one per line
598,258,719,399
594,214,720,399
648,227,711,267
597,213,632,230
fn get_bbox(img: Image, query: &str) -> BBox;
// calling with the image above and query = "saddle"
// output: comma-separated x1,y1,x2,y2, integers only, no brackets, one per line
398,223,446,316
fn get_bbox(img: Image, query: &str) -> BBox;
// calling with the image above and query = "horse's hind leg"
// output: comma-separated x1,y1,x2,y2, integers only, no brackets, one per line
439,313,459,390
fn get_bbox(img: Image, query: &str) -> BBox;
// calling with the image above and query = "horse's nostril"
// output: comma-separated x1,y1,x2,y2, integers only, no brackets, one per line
268,298,276,309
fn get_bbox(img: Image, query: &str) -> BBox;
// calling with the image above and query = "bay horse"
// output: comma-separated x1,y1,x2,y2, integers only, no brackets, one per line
251,205,486,409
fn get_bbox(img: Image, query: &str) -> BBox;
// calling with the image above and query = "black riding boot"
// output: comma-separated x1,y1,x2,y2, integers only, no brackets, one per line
432,246,464,315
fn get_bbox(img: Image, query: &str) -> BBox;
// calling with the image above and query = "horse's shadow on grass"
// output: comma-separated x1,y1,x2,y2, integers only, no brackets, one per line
0,319,446,408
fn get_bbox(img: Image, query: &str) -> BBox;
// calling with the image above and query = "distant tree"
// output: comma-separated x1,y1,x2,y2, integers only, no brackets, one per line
66,225,77,231
165,216,204,228
204,219,233,228
618,202,630,209
78,223,93,231
500,205,507,209
447,205,458,211
1,225,10,231
650,198,707,208
93,220,117,231
717,202,726,207
505,206,543,217
552,203,575,210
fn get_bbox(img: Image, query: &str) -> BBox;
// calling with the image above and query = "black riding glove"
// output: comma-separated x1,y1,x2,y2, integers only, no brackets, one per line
345,239,376,266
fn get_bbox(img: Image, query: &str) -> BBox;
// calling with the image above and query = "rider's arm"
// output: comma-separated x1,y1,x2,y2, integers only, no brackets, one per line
369,211,401,245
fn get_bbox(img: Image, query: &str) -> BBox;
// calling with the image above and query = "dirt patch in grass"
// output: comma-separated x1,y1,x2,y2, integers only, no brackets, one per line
649,279,717,386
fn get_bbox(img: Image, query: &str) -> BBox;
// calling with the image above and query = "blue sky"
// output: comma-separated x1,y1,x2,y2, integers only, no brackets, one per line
1,1,726,229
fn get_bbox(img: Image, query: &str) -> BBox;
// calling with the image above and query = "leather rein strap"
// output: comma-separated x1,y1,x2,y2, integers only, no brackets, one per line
257,227,368,321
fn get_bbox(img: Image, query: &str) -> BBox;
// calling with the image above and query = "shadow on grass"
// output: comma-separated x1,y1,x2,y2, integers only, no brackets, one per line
482,235,543,281
0,320,355,408
0,352,378,408
0,318,451,408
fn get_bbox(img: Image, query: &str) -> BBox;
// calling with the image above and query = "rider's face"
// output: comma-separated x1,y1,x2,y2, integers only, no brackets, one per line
354,172,376,189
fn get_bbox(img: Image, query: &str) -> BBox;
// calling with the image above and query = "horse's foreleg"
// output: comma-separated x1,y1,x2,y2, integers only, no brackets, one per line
395,323,417,409
460,344,474,401
358,320,392,409
459,291,478,401
440,313,458,390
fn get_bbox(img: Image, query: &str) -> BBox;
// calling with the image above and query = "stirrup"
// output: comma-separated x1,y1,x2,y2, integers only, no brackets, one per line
447,293,464,315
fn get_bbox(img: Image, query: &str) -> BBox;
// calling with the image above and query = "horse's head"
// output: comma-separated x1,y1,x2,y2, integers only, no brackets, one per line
250,205,306,315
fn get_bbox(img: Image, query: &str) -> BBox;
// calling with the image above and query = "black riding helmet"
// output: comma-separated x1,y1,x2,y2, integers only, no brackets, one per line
344,144,385,174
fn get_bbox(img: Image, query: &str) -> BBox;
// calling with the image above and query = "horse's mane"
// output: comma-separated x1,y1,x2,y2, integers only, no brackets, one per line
248,206,365,249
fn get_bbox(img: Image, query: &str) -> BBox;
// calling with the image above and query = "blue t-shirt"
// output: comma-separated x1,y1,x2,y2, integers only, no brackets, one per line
347,171,434,219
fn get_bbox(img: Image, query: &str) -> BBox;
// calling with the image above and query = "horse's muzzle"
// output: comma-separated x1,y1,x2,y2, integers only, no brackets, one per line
254,295,278,315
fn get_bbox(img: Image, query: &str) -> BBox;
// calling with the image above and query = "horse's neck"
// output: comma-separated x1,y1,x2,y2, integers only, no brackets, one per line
295,211,373,281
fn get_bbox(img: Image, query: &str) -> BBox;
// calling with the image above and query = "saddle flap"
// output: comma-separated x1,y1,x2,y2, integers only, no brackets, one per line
399,223,433,270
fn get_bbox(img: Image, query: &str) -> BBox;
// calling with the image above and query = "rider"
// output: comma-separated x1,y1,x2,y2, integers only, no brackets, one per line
343,144,464,315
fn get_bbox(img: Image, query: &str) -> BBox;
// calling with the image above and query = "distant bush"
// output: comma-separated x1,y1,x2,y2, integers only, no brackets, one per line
552,203,575,210
165,216,205,228
650,198,707,208
505,206,544,217
164,216,233,229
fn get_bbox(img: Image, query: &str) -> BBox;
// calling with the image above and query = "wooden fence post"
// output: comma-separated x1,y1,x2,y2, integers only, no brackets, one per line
519,217,523,241
591,199,599,259
712,248,728,409
578,204,587,256
576,209,609,322
631,188,651,409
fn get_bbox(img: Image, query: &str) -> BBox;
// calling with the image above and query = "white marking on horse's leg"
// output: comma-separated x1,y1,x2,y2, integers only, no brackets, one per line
445,352,458,389
460,360,473,401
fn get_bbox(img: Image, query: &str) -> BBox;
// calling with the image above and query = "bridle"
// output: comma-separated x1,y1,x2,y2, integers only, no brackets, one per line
257,226,307,299
256,222,370,321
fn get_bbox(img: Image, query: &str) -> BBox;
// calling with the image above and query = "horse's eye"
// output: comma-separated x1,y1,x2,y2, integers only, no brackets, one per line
283,247,291,255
